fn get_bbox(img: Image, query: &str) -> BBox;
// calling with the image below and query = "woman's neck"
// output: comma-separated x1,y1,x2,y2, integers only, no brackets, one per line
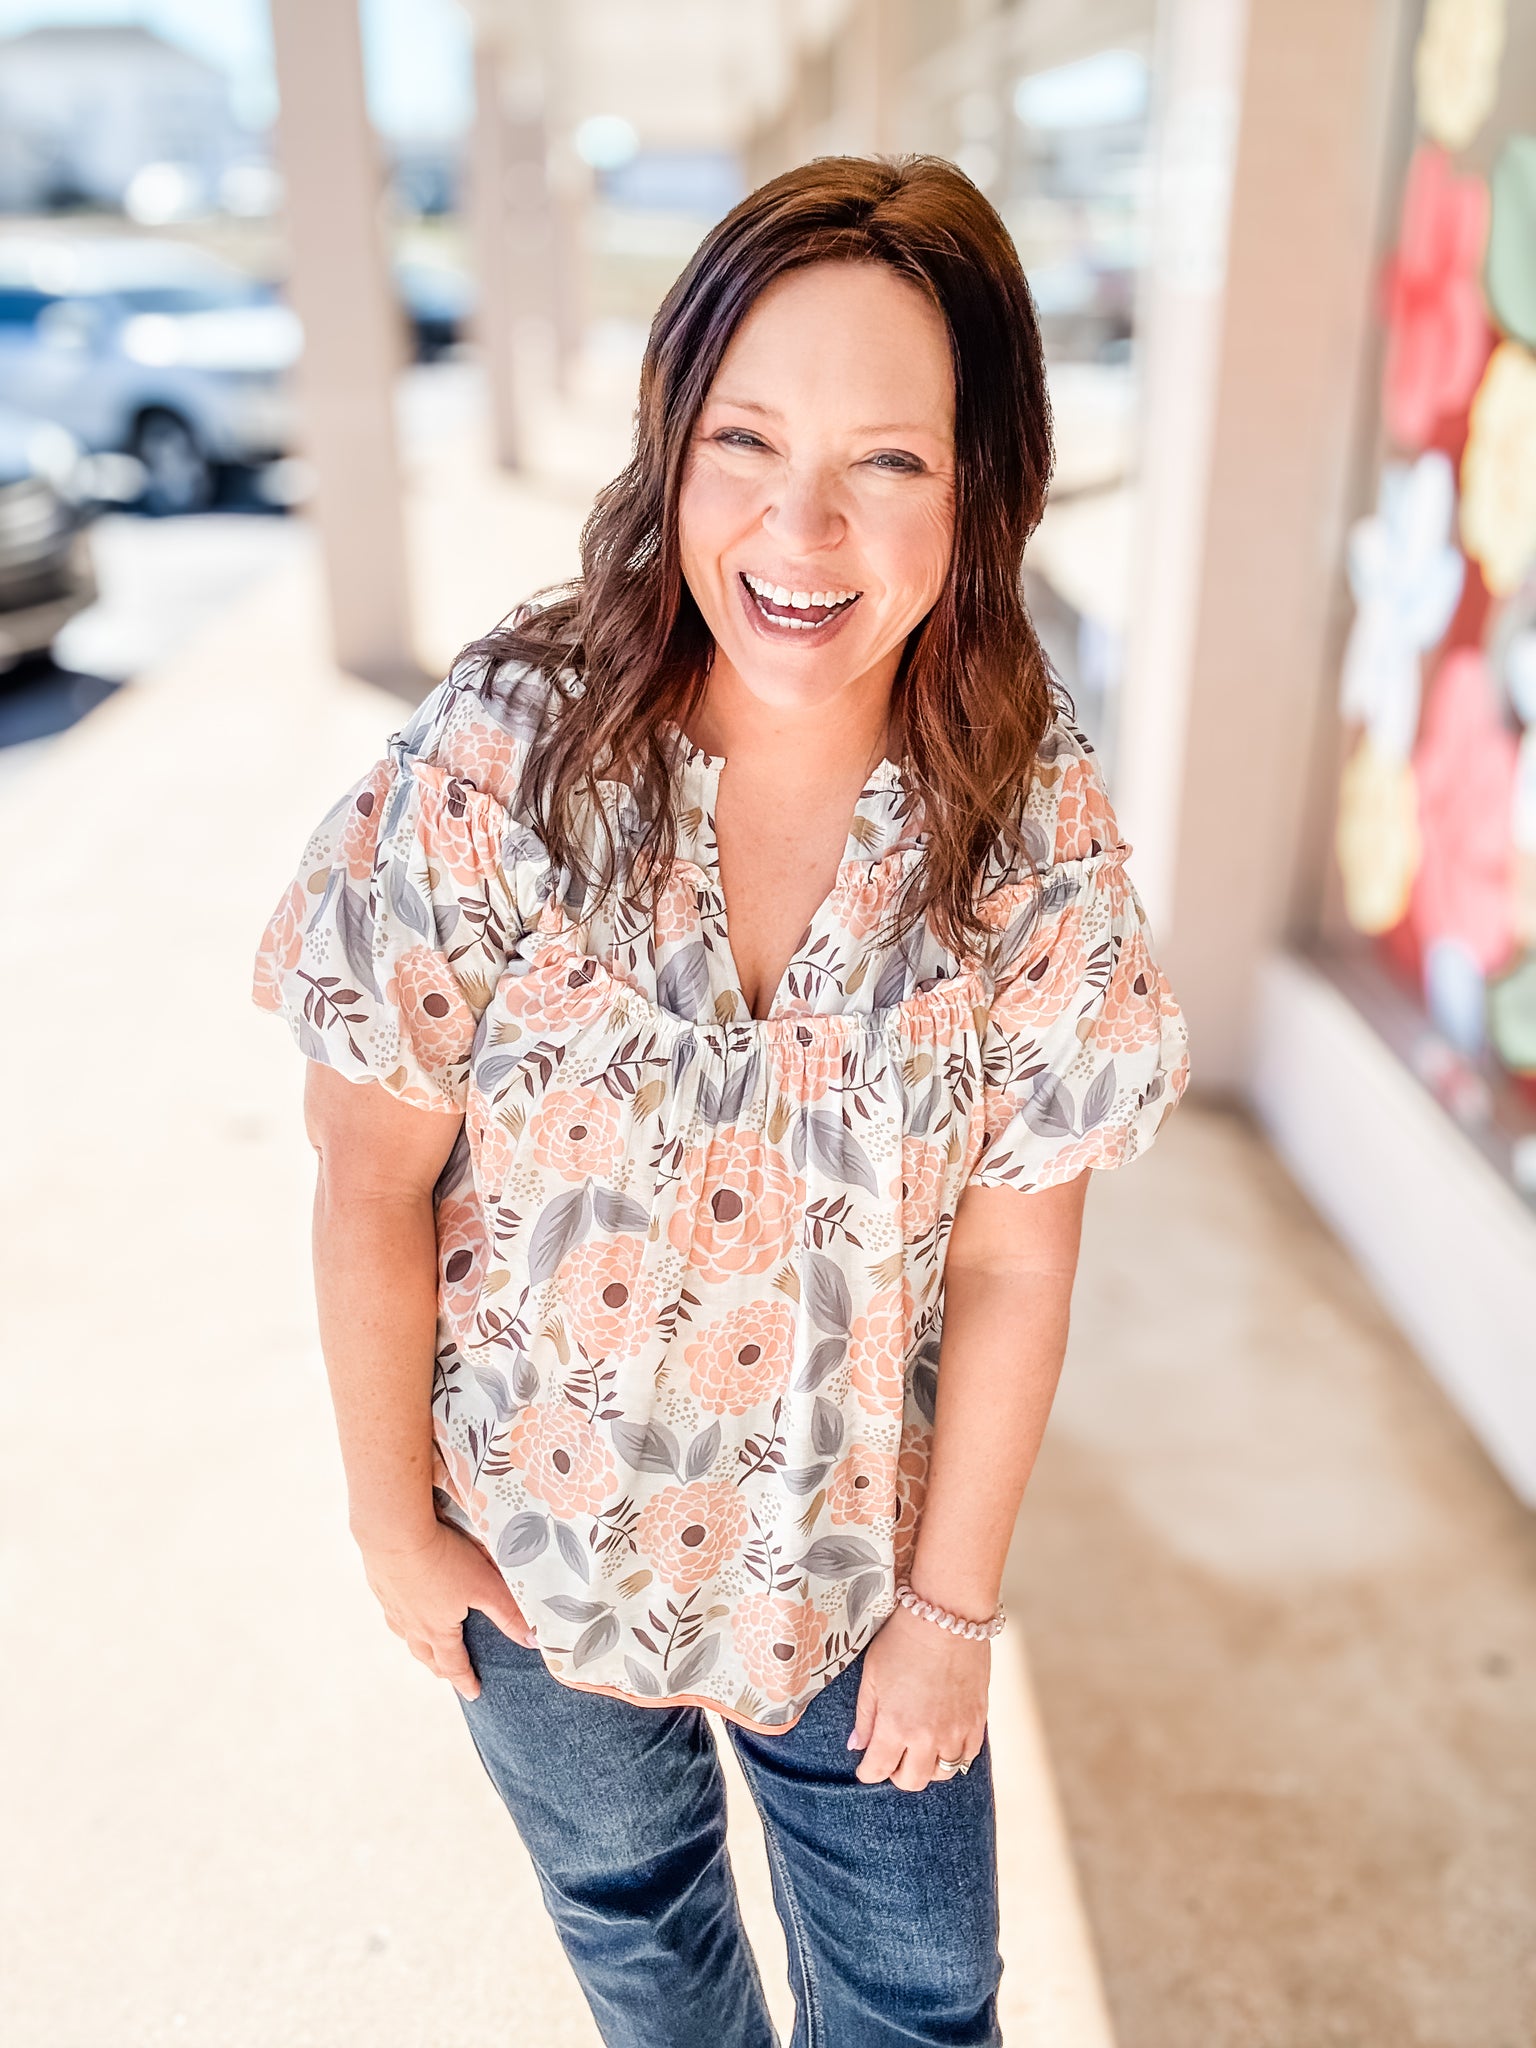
683,648,900,781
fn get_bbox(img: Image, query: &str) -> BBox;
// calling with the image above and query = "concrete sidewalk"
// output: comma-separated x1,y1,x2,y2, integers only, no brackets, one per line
0,457,1112,2046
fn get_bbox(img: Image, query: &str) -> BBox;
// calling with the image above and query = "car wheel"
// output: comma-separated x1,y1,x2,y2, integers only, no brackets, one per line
132,410,213,516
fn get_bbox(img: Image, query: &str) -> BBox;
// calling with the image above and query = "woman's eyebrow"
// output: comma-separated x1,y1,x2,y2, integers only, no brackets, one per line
707,394,945,439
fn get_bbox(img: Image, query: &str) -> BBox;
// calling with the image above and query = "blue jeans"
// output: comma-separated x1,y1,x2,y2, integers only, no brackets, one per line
457,1605,1005,2047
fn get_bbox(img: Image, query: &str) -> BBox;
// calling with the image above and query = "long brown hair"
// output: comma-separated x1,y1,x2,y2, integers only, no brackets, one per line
459,152,1059,966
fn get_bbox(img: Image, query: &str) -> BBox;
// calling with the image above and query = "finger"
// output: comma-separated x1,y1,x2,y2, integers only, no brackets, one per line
893,1744,939,1794
470,1569,537,1647
854,1727,908,1786
846,1675,877,1752
431,1627,482,1699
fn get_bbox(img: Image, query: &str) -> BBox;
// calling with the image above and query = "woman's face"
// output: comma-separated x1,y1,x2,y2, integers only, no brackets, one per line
678,260,956,716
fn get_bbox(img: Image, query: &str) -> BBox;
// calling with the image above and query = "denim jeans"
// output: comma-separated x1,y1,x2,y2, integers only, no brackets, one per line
457,1605,1005,2047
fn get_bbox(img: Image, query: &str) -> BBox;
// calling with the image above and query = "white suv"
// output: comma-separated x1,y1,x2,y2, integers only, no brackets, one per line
0,235,301,515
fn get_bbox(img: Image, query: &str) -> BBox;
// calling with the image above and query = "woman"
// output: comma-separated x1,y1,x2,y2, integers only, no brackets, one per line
254,155,1189,2048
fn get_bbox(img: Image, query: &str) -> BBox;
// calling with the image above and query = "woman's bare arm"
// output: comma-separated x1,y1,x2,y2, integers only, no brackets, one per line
303,1062,533,1695
848,1170,1089,1790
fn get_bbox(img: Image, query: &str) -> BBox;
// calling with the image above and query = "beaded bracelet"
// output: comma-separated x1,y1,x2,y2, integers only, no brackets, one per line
894,1580,1007,1641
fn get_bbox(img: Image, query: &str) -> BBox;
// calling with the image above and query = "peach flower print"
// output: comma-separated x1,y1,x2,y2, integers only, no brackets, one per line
634,1481,749,1591
507,1402,617,1517
437,1192,489,1342
559,1234,648,1362
1052,753,1120,861
466,1088,517,1193
847,1280,912,1418
893,1426,932,1581
732,1592,826,1703
683,1300,796,1415
667,1127,804,1284
251,879,306,1012
433,1436,491,1537
766,1019,846,1106
1091,928,1164,1054
826,1440,895,1526
509,918,617,1036
440,714,520,807
989,906,1088,1033
653,859,706,946
527,1086,624,1181
412,759,504,888
895,1136,946,1237
340,759,394,880
388,947,477,1078
835,857,902,942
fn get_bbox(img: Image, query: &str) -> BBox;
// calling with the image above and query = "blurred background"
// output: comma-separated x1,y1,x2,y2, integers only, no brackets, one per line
2,2,1534,2044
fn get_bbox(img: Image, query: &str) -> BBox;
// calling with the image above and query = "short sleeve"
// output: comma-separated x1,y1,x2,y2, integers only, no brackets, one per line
251,662,550,1112
966,722,1191,1192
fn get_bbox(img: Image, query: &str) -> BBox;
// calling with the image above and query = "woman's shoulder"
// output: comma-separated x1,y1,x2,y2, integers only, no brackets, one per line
398,646,570,815
1016,704,1126,873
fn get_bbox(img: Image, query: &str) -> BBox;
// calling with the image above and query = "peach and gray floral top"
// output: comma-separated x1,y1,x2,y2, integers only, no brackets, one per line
253,656,1189,1732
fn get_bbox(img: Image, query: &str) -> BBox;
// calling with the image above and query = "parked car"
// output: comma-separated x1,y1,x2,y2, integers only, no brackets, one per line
0,401,96,669
0,236,301,515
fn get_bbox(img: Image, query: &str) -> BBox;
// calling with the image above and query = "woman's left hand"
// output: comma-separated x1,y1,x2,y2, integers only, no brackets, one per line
847,1602,990,1791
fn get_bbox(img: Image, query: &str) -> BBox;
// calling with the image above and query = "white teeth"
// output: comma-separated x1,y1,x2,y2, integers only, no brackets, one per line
790,590,810,608
742,571,860,616
772,584,790,605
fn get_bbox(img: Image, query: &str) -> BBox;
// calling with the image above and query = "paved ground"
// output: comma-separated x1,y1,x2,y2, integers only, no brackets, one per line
1016,1106,1536,2047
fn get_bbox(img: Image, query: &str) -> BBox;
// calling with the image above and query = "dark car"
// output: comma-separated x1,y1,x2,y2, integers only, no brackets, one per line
0,403,95,669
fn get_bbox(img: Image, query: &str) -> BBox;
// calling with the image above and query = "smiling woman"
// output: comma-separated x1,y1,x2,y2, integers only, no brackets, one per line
252,154,1189,2048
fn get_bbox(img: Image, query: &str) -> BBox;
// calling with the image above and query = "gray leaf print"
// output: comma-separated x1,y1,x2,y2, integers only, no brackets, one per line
591,1183,650,1234
657,940,712,1018
911,1361,938,1423
804,1251,853,1336
624,1656,663,1696
571,1611,620,1668
810,1397,844,1458
1081,1059,1117,1130
297,1017,328,1063
685,1418,722,1480
805,1110,879,1193
611,1417,682,1476
554,1518,591,1582
474,1051,523,1095
872,948,912,1011
1022,1073,1076,1137
384,856,433,943
337,877,374,969
497,1511,550,1568
846,1570,885,1630
779,1462,832,1495
669,1633,721,1693
473,1366,513,1420
793,1337,846,1391
543,1595,611,1623
797,1535,881,1577
790,1113,808,1174
527,1183,592,1284
510,1350,540,1404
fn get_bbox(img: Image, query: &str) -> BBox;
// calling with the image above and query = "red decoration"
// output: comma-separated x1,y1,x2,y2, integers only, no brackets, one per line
1410,649,1518,973
1381,145,1493,450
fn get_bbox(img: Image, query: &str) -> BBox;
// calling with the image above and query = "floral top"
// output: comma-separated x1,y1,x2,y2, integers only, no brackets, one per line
253,655,1190,1732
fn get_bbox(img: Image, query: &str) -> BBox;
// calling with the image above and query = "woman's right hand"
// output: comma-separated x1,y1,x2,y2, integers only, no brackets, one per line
357,1519,536,1700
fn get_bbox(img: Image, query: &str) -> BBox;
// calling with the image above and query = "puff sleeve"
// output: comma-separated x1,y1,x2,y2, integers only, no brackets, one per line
966,724,1191,1192
251,666,546,1113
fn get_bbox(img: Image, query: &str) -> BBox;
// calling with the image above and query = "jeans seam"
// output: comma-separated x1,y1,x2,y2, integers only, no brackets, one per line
752,1798,824,2048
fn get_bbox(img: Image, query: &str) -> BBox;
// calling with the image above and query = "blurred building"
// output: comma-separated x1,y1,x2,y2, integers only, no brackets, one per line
264,0,1535,1500
0,25,250,218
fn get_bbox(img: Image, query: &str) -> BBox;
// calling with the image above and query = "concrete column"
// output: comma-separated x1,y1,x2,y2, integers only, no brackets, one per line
269,0,423,697
832,0,899,155
1113,0,1413,1090
469,42,523,470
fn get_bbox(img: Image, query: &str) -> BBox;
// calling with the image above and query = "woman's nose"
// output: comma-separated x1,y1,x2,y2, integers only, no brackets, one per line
762,467,845,553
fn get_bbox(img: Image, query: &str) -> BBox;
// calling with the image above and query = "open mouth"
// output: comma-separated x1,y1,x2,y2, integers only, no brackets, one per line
738,571,862,634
